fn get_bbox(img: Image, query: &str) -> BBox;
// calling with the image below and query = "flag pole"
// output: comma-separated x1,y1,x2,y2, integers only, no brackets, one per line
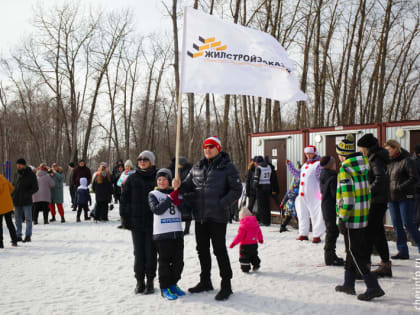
174,7,188,182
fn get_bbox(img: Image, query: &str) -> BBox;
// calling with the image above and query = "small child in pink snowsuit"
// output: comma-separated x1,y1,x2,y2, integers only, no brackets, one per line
230,208,264,273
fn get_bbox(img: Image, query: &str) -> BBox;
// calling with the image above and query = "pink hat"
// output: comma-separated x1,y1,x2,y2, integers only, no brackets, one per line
304,145,317,154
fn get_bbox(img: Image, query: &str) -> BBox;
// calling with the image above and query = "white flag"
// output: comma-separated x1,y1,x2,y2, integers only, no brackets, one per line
180,8,307,103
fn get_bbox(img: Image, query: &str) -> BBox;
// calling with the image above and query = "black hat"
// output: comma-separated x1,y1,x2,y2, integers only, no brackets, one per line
415,144,420,154
320,155,335,169
16,158,26,165
253,156,264,163
357,133,378,148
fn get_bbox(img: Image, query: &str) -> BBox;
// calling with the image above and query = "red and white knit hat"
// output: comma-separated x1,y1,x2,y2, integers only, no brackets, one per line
304,145,317,154
202,136,222,152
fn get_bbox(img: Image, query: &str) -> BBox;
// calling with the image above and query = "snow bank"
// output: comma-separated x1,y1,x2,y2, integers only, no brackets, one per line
0,187,418,314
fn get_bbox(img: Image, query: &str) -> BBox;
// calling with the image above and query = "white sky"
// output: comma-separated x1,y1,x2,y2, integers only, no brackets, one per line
0,0,171,58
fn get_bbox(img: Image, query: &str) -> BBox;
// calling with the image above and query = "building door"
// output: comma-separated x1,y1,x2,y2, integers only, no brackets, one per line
325,133,356,171
264,139,286,211
410,130,420,154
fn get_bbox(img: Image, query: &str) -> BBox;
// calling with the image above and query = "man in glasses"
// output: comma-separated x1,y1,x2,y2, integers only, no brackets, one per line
173,136,242,301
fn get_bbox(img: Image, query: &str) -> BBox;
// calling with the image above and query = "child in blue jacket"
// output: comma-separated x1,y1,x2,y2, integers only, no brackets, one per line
75,177,91,222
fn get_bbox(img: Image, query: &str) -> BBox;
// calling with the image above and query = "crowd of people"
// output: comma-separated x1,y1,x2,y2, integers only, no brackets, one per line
0,134,419,304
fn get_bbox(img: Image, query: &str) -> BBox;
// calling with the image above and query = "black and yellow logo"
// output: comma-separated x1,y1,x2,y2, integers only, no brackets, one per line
187,36,227,58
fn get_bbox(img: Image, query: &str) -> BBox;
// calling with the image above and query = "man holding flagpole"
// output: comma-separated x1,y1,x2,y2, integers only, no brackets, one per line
173,136,242,301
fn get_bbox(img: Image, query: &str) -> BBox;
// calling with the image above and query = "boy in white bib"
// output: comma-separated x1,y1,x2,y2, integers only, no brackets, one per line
148,168,185,301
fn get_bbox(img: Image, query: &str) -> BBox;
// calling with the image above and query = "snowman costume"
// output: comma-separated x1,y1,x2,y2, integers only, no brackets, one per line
287,146,326,239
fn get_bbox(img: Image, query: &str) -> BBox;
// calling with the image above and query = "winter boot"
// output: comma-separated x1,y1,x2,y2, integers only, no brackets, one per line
144,279,155,295
296,235,309,241
0,240,3,248
76,216,81,223
161,288,177,300
335,270,356,295
279,225,288,233
188,279,214,293
169,284,186,296
215,279,233,301
61,217,65,223
357,273,385,301
325,251,344,266
11,241,17,247
312,237,321,244
16,236,23,242
49,216,56,222
134,279,146,294
373,261,392,278
391,253,409,260
23,236,31,243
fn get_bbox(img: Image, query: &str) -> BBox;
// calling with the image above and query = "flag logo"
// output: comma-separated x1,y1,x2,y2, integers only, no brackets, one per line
187,36,227,58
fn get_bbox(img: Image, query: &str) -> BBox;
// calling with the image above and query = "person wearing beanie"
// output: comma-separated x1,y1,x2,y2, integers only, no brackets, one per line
116,160,135,231
173,136,242,301
12,159,38,242
384,139,420,260
319,156,344,266
335,134,384,301
252,155,274,226
229,207,263,273
279,175,300,233
414,144,420,227
245,159,257,214
75,177,92,222
120,150,158,295
357,134,392,278
148,168,186,300
286,145,325,243
49,163,66,223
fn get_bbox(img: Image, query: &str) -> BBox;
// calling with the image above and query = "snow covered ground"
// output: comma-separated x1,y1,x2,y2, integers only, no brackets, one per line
1,186,419,315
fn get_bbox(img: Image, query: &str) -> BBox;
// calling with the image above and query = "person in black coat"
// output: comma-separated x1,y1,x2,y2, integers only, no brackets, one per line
245,160,257,212
120,150,158,295
385,139,420,260
413,144,420,227
253,156,273,226
168,156,193,235
12,158,38,242
358,134,392,277
174,136,242,301
92,162,113,221
319,156,344,266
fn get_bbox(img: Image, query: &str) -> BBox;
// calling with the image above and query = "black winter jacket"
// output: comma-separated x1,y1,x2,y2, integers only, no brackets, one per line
92,176,113,203
180,152,242,224
367,145,390,204
320,168,337,221
120,166,157,231
387,149,418,201
245,165,256,197
413,154,420,195
12,167,38,207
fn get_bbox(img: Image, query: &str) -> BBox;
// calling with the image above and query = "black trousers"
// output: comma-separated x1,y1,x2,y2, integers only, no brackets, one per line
248,195,257,212
70,184,76,207
33,202,50,224
184,220,191,233
77,204,90,219
342,226,370,275
256,190,271,225
195,221,233,282
131,230,157,281
366,203,390,263
0,212,17,243
95,201,108,221
322,208,339,253
415,193,420,226
155,238,184,289
239,244,260,272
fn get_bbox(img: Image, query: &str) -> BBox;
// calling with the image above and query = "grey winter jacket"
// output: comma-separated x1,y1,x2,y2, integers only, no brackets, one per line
32,170,55,203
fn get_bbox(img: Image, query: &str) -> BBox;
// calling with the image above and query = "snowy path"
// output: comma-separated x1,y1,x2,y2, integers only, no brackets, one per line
1,188,419,314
